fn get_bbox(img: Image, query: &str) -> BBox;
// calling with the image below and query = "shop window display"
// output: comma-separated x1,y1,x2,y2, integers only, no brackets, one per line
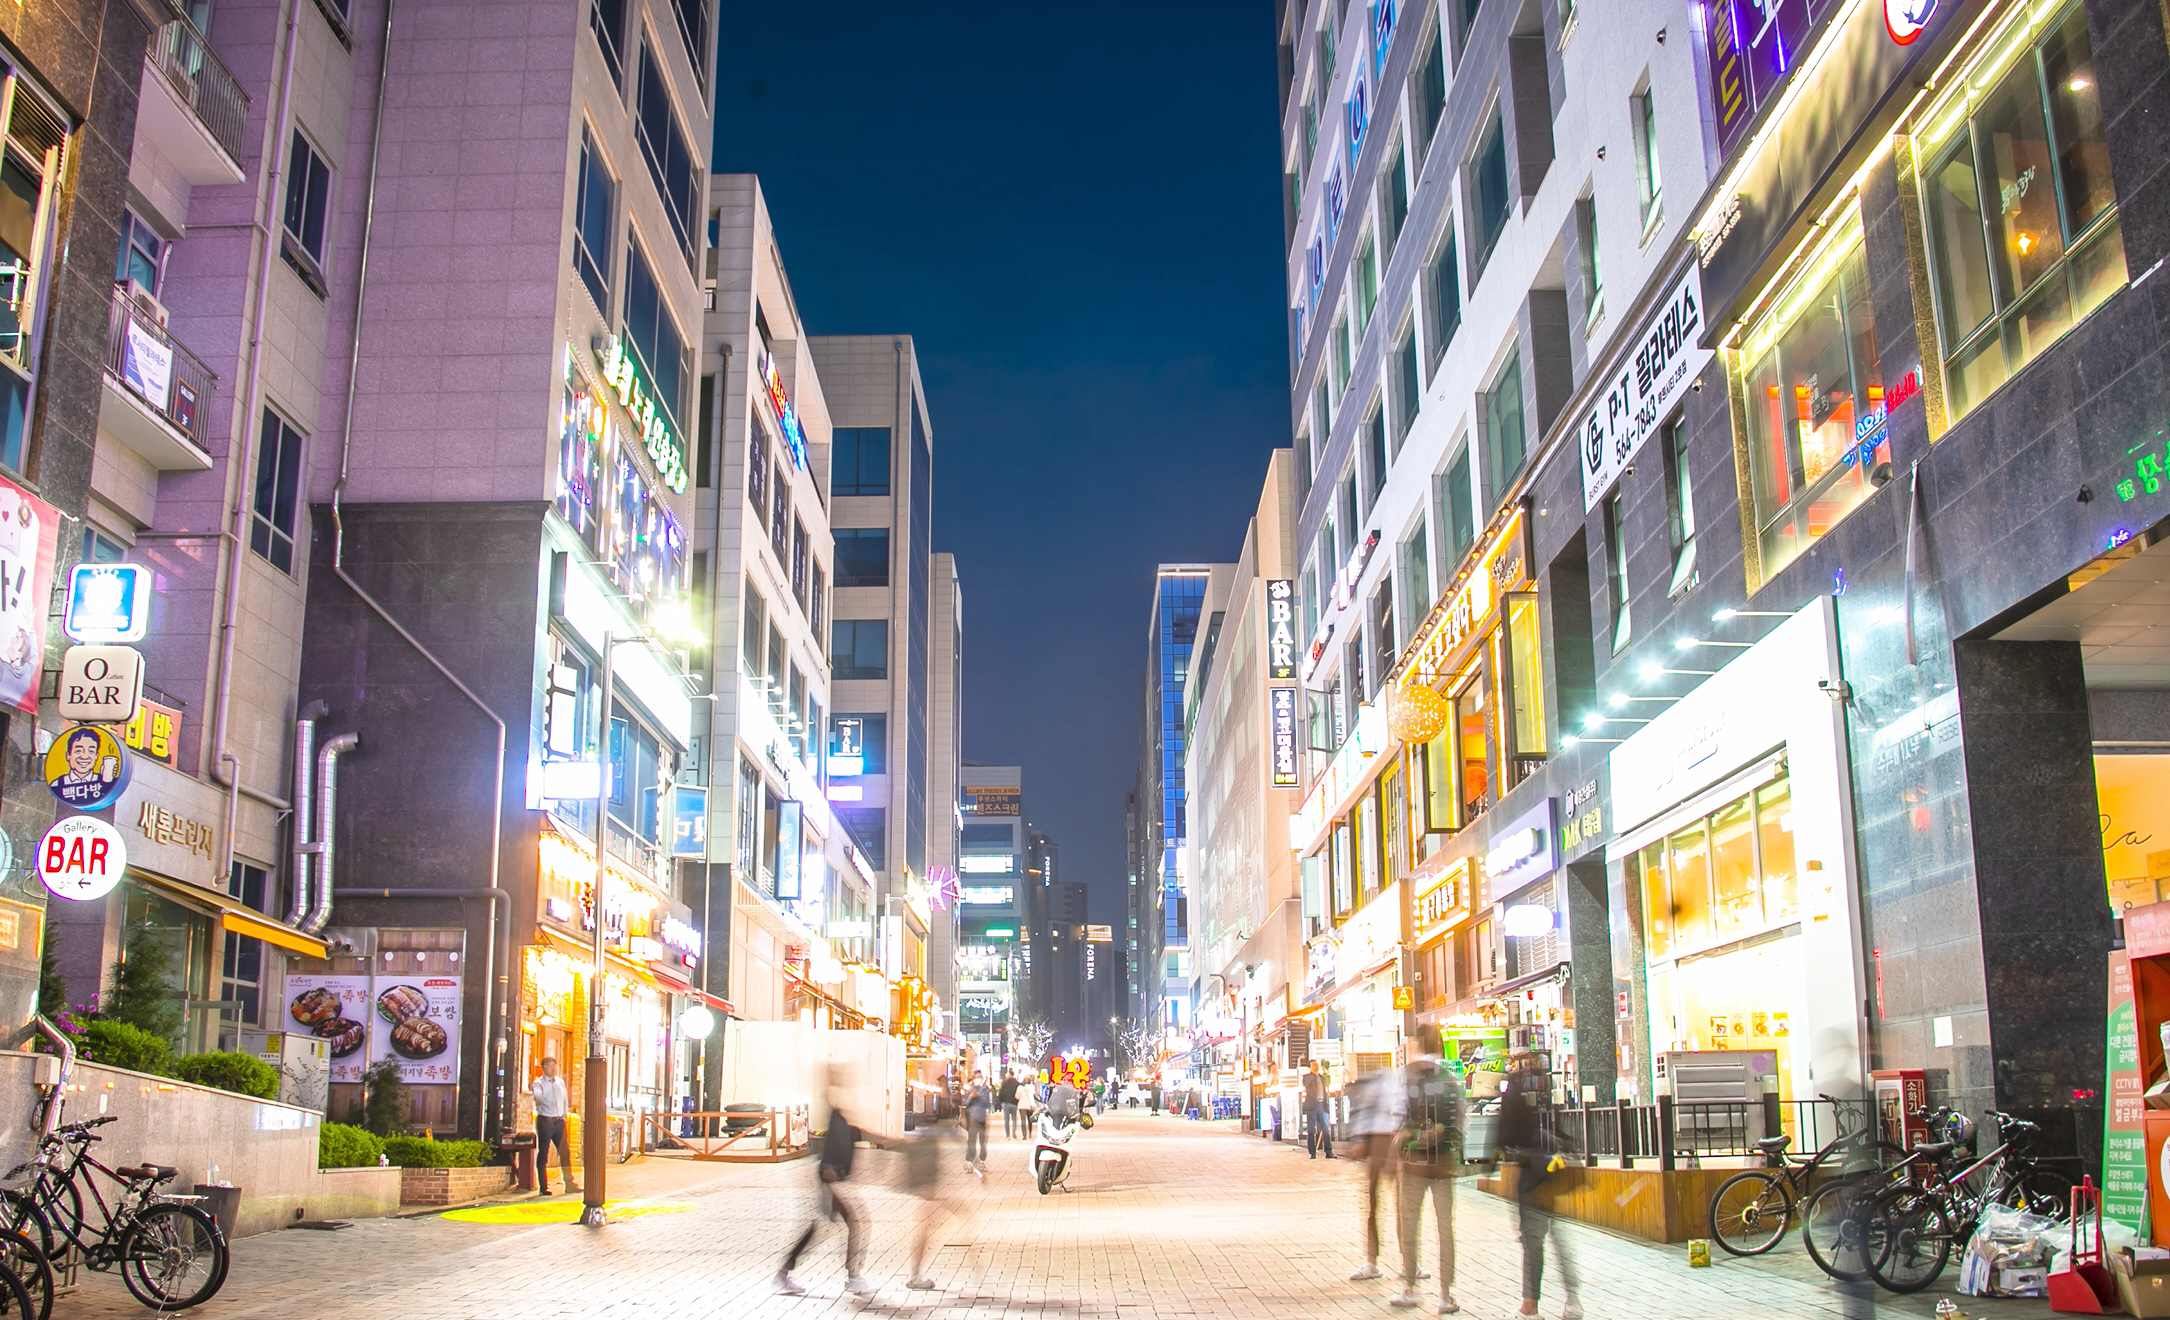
1505,594,1545,757
1455,677,1488,822
1739,223,1884,582
1382,762,1411,884
1920,1,2121,421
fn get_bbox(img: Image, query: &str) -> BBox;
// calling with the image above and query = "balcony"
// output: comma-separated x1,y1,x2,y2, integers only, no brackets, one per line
100,285,215,472
139,20,247,185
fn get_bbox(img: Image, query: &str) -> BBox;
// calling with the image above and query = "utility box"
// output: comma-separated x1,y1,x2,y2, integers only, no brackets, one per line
221,1030,330,1112
1656,1050,1780,1150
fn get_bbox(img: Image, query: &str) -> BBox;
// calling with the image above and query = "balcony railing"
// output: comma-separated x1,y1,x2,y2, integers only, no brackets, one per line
148,19,248,166
105,286,215,448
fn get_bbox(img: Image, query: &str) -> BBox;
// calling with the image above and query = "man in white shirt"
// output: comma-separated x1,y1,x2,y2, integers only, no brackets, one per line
531,1056,577,1196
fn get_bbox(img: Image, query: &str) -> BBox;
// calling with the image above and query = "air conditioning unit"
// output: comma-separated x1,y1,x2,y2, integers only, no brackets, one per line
126,280,168,327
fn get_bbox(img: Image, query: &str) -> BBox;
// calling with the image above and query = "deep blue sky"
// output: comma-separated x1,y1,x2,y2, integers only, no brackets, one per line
715,5,1292,924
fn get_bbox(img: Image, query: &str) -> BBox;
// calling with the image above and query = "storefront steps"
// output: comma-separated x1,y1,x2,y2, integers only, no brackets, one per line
1477,1163,1739,1243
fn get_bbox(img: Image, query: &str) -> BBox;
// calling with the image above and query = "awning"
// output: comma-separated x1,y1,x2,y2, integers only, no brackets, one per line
129,868,329,959
1485,960,1570,998
648,965,733,1013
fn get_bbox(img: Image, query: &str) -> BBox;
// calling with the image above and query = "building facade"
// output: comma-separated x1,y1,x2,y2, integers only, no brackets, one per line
1135,566,1215,1054
956,764,1021,1064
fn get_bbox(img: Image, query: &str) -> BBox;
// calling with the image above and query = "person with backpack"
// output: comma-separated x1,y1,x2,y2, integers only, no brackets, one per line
777,1106,870,1296
1498,1052,1581,1320
1389,1025,1463,1312
963,1072,992,1176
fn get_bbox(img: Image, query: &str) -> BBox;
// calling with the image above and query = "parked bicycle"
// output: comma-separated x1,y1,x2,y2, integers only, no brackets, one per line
1861,1108,2072,1294
0,1114,229,1310
1706,1094,1909,1256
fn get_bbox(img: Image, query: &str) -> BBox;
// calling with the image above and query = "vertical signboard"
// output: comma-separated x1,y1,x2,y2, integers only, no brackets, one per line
1270,687,1299,788
2107,950,2147,1233
776,800,803,899
1266,580,1297,680
1702,0,1752,160
671,785,708,858
0,477,57,714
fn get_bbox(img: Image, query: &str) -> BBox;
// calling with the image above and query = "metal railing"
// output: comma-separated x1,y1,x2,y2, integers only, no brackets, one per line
147,19,249,165
105,285,215,448
1534,1096,1860,1170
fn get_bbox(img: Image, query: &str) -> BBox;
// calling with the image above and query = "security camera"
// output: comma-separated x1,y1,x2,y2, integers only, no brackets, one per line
1691,378,1704,392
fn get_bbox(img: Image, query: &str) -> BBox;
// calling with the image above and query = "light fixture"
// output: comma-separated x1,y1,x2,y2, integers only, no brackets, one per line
1675,637,1701,650
680,1005,717,1037
1386,682,1452,744
1582,712,1604,730
1711,608,1790,621
1607,693,1626,708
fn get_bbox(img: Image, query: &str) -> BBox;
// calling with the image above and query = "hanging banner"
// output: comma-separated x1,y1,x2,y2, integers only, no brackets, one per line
0,477,57,714
371,976,462,1085
1270,687,1299,788
284,973,373,1084
1266,580,1297,680
2106,949,2148,1234
1577,266,1711,510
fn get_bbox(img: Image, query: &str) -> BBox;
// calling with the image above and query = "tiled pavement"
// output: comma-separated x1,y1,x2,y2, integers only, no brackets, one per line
56,1111,2061,1318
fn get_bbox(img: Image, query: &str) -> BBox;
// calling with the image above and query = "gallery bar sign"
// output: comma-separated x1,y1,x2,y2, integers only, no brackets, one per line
1266,579,1297,680
1578,266,1711,511
1270,687,1299,788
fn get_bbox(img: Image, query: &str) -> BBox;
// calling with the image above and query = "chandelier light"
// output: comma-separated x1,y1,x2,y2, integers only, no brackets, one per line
1386,681,1451,745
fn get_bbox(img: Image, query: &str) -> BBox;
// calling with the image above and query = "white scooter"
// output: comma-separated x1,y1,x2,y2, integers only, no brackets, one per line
1031,1105,1092,1194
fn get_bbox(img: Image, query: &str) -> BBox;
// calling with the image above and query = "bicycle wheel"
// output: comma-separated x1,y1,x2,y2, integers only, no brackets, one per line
1710,1170,1794,1256
1865,1189,1955,1294
0,1258,37,1320
0,1226,52,1320
119,1204,227,1312
20,1180,78,1252
1802,1178,1875,1281
0,1196,50,1266
2000,1169,2075,1219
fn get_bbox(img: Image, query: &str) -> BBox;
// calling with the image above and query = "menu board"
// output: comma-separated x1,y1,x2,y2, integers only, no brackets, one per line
369,976,461,1084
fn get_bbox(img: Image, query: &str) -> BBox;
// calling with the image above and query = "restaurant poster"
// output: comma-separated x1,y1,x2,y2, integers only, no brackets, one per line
2107,950,2148,1235
0,476,56,714
283,973,372,1084
368,975,462,1085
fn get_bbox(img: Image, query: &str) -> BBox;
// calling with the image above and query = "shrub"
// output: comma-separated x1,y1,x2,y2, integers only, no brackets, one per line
358,1060,408,1136
171,1052,280,1100
318,1123,384,1169
380,1135,494,1168
102,920,182,1044
78,1019,172,1075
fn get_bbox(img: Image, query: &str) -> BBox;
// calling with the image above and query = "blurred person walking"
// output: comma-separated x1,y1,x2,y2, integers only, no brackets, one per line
1389,1026,1463,1313
1346,1058,1402,1280
998,1072,1021,1139
1303,1059,1335,1159
963,1073,991,1176
902,1117,954,1291
1498,1054,1581,1320
777,1106,870,1297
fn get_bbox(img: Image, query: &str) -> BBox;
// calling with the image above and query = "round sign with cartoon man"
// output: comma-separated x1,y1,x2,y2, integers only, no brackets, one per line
44,724,130,811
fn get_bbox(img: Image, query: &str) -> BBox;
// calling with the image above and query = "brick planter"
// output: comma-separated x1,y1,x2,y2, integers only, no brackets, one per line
399,1165,514,1206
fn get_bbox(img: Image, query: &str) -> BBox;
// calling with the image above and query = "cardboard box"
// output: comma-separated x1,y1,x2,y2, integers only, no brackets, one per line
2114,1247,2170,1318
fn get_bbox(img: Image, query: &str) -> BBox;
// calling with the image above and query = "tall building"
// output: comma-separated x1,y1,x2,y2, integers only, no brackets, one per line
926,552,963,1023
956,765,1021,1063
1135,566,1217,1047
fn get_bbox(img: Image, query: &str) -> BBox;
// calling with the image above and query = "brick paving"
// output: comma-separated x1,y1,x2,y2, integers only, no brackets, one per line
53,1110,2064,1318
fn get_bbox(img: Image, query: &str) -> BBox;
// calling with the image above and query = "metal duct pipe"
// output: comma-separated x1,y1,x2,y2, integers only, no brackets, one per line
288,701,329,927
307,734,358,934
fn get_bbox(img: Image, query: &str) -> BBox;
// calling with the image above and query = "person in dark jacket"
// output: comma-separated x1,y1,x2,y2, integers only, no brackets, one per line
777,1109,870,1296
963,1073,991,1175
1303,1060,1335,1158
998,1072,1022,1139
1498,1055,1581,1319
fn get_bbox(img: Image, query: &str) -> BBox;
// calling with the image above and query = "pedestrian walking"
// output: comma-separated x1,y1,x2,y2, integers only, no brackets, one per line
998,1071,1021,1139
1302,1059,1335,1159
1389,1026,1463,1313
1018,1075,1041,1134
902,1118,952,1291
1498,1053,1581,1320
1149,1079,1162,1113
529,1056,577,1195
777,1107,870,1296
963,1072,991,1175
1346,1062,1403,1280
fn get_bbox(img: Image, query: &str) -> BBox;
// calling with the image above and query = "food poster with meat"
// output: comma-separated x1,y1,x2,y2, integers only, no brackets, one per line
285,974,373,1083
0,477,57,714
370,975,461,1084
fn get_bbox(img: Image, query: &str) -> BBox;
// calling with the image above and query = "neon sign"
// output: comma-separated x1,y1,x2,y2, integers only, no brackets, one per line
600,338,688,493
1884,0,1935,45
759,351,808,472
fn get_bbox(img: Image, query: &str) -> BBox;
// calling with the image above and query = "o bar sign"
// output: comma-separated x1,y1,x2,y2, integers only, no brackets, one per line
38,816,125,901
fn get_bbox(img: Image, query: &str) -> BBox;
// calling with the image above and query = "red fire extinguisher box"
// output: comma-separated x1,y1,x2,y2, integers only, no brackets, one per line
1871,1069,1930,1149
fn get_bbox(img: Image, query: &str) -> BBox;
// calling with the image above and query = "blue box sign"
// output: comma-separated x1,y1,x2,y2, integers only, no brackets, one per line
670,785,707,859
63,564,152,644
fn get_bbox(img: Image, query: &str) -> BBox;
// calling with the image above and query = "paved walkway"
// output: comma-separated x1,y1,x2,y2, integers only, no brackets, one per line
56,1110,2060,1318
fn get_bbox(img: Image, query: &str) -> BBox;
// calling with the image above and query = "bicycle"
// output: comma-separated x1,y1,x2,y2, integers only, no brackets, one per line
1863,1108,2073,1294
0,1114,229,1311
1706,1094,1909,1256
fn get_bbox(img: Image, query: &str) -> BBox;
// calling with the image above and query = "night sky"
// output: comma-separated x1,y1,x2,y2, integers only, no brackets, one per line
714,5,1293,925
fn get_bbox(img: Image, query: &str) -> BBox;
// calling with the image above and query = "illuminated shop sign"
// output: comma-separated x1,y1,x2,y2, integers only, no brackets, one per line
758,351,808,472
962,786,1019,816
600,338,688,493
1396,507,1529,691
960,886,1014,906
1325,162,1347,246
1266,580,1298,679
1415,859,1470,937
1577,267,1711,511
959,854,1017,875
1371,0,1397,72
1270,687,1299,788
1481,799,1557,903
1345,75,1369,166
1885,0,1936,45
1700,0,1839,162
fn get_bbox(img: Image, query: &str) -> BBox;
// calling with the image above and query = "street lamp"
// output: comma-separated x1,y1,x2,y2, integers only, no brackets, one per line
582,611,701,1228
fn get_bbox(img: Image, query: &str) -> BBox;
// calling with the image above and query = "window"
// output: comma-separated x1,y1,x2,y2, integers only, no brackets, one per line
1413,25,1446,153
590,0,626,83
830,713,887,775
1295,427,1313,507
281,130,331,284
115,211,163,292
250,408,304,573
832,528,889,587
1920,2,2121,422
1426,223,1461,370
741,584,766,678
1634,89,1663,230
1662,415,1697,596
1483,349,1525,503
1382,142,1408,258
832,427,890,496
1604,491,1631,653
636,46,700,255
1637,776,1797,961
222,862,269,1027
608,715,663,843
1314,377,1334,438
83,528,126,564
1399,521,1430,634
572,129,615,312
695,375,714,487
839,807,886,870
1353,230,1378,340
1393,325,1421,442
1437,445,1475,571
1330,311,1352,404
1364,403,1387,509
666,0,708,77
790,518,808,607
1453,674,1487,819
770,464,789,565
1740,223,1883,580
1450,0,1480,56
1302,88,1319,178
747,418,769,529
810,563,826,644
1505,593,1545,756
1575,196,1603,329
0,147,43,466
831,619,888,680
1337,470,1358,555
1369,579,1395,680
1319,8,1337,81
1471,114,1511,275
623,239,690,429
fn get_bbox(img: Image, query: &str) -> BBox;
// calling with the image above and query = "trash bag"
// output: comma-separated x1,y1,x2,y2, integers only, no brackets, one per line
1957,1203,2060,1297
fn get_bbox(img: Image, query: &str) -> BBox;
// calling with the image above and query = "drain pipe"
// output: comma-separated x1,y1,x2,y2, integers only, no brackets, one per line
211,0,305,882
327,0,511,1145
306,733,358,934
288,701,327,927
